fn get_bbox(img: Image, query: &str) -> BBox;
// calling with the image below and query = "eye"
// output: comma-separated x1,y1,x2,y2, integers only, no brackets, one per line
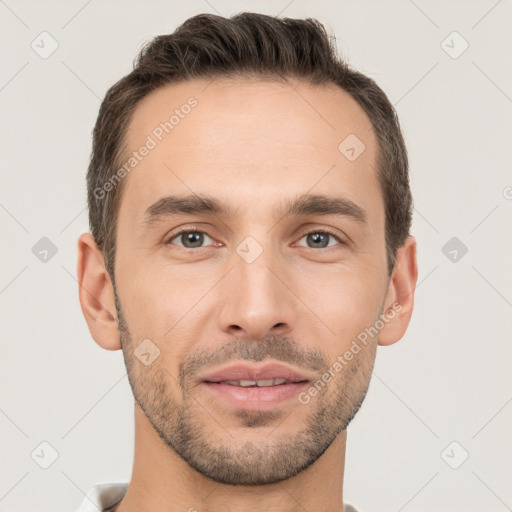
166,229,216,249
165,228,346,251
295,229,345,249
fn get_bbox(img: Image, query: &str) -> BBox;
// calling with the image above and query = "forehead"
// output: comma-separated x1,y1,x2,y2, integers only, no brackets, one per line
119,78,382,230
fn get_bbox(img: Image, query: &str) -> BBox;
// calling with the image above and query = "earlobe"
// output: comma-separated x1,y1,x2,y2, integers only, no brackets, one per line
77,233,121,351
378,235,418,347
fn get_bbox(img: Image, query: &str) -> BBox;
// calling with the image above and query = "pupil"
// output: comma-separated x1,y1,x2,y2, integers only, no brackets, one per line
184,232,203,248
309,232,328,248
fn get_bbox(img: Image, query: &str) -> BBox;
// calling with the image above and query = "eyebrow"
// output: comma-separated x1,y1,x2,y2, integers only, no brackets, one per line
142,193,367,226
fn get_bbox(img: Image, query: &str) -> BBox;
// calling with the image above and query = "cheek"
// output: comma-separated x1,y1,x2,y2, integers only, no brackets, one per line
117,260,218,339
301,268,385,350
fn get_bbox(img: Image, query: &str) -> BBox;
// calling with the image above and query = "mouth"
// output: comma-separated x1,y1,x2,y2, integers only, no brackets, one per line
198,362,312,410
201,380,310,410
204,378,306,387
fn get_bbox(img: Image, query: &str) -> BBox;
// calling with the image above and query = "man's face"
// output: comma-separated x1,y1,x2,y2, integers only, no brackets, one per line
113,78,390,485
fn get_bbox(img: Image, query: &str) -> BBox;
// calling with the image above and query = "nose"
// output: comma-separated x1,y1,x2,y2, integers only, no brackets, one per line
216,243,298,341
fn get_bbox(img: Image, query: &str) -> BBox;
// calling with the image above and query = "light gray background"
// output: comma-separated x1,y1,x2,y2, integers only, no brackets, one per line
1,1,511,511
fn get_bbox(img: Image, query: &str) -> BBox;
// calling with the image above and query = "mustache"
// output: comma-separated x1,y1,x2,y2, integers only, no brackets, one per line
178,334,327,388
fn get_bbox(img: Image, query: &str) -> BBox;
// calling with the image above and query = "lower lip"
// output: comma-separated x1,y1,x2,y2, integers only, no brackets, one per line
201,381,309,410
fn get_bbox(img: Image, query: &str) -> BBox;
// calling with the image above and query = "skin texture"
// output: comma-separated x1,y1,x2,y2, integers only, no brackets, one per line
77,78,418,512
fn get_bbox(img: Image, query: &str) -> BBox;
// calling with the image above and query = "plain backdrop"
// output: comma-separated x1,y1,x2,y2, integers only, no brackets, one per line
1,1,511,511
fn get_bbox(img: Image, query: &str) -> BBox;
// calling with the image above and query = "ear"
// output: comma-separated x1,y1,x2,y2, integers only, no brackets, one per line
378,235,418,346
77,232,121,351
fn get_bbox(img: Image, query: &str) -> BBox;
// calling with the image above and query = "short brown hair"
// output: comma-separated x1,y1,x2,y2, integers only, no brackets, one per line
87,12,412,280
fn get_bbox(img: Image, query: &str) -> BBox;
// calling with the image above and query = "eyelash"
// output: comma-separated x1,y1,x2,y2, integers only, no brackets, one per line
165,227,346,250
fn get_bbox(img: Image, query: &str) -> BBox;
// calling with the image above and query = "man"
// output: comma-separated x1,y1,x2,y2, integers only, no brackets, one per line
76,11,417,512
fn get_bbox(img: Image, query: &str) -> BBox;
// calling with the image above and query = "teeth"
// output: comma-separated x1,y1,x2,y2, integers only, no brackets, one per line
222,378,288,387
256,379,274,387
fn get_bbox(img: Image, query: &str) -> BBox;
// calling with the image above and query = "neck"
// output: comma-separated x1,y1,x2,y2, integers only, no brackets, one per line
115,402,347,512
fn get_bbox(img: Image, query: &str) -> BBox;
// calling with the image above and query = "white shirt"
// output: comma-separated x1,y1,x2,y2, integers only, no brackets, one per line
75,483,128,512
75,482,361,511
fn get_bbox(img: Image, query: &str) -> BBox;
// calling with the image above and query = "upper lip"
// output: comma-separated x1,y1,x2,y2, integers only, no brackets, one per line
199,362,314,384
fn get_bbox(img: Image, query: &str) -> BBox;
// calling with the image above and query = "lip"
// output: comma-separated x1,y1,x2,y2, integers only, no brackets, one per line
199,361,313,384
198,361,314,411
202,381,310,410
